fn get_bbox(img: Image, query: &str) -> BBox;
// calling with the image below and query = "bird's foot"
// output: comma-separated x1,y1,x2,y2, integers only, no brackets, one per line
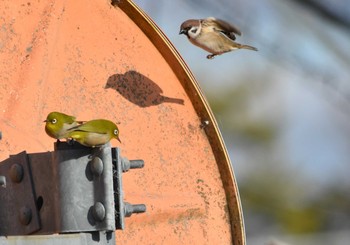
67,138,75,145
206,54,216,59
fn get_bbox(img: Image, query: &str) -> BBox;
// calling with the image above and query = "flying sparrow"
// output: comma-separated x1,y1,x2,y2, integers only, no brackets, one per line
179,17,257,59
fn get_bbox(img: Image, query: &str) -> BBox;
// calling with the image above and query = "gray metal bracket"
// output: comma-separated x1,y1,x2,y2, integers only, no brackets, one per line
0,231,115,245
0,152,41,235
0,142,146,240
112,148,146,230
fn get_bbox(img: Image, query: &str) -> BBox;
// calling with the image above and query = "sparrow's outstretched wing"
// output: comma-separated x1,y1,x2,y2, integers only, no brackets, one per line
202,17,242,41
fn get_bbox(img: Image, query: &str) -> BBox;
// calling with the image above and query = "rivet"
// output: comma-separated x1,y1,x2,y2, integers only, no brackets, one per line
90,157,103,176
19,206,32,225
92,202,105,222
10,164,24,183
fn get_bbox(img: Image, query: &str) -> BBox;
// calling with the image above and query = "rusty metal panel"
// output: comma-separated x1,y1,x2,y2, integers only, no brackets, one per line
0,0,245,244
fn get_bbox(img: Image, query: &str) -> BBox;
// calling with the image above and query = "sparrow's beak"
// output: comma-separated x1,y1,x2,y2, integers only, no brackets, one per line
43,120,48,123
179,29,185,35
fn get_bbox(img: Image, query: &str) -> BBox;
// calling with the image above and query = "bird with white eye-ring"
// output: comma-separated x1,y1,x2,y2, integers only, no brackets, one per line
67,119,121,147
44,111,83,140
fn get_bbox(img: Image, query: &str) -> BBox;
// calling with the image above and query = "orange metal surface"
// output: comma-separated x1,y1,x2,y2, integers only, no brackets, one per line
0,1,244,244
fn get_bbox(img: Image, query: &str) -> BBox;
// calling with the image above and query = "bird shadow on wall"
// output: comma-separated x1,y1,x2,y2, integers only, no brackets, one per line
105,70,184,108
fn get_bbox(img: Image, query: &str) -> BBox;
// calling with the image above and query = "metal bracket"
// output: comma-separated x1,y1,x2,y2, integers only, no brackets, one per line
51,143,116,233
0,152,41,235
0,231,115,245
112,148,146,230
0,142,146,238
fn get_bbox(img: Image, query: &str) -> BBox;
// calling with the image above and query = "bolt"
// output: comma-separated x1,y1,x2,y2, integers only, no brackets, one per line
92,202,105,222
121,158,144,172
124,202,146,217
19,206,32,225
130,160,144,169
10,164,24,183
200,120,210,129
90,157,103,176
0,176,6,187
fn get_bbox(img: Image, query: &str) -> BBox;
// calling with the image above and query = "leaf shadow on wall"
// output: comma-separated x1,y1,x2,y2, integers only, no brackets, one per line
105,70,184,108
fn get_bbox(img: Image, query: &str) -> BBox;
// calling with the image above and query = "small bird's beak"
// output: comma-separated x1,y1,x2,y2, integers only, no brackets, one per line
179,29,185,35
117,137,121,143
43,120,48,123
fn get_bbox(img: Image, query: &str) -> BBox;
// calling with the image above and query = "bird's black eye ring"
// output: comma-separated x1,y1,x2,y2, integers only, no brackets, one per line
52,118,57,124
114,129,118,136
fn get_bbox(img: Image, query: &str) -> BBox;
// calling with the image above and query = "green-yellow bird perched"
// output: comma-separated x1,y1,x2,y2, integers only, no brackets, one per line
68,119,121,147
44,112,83,140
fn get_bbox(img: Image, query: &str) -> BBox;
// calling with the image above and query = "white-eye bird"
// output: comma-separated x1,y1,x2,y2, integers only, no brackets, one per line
68,119,121,147
44,112,83,140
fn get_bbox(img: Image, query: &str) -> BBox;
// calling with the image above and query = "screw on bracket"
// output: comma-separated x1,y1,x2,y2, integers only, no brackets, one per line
121,158,144,172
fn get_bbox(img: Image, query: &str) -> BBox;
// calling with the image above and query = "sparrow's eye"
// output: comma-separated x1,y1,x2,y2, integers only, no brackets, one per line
51,118,57,124
113,129,119,136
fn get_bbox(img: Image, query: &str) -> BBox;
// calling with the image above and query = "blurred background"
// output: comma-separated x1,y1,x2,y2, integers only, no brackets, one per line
134,0,350,244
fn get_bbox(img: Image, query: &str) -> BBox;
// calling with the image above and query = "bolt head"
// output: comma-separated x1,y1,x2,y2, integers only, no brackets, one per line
19,206,32,225
90,157,104,176
92,202,105,222
10,164,24,183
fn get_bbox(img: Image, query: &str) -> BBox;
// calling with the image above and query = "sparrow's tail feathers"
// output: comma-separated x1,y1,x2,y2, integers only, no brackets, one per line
239,44,258,51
